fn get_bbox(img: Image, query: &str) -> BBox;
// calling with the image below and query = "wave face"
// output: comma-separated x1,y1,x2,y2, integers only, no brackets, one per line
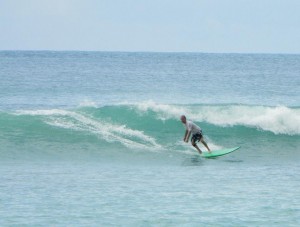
135,101,300,136
0,103,299,160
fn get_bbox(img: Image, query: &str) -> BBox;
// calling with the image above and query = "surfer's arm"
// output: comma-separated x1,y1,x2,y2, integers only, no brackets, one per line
185,130,191,143
183,130,188,142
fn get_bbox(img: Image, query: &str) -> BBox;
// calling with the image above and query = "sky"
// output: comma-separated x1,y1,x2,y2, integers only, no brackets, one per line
0,0,299,53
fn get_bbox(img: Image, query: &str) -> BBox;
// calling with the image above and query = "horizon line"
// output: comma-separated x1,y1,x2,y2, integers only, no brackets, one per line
0,49,299,55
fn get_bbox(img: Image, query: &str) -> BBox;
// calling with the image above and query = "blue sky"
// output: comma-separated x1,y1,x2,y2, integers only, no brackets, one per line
0,0,299,53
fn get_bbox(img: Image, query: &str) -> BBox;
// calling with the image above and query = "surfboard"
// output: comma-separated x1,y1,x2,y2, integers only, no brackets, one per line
200,146,240,158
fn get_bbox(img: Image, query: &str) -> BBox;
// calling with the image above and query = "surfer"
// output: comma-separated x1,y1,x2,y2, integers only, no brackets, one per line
180,115,211,154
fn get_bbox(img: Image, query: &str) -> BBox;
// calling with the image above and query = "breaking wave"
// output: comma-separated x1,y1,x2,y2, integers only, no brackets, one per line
0,102,299,160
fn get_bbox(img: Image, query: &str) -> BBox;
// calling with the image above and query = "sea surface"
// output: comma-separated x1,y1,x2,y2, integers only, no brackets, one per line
0,51,299,226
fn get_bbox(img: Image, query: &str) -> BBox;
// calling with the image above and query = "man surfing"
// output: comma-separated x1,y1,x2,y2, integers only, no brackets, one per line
180,115,211,154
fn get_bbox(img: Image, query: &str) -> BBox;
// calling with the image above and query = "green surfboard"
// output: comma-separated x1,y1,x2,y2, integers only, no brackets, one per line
200,146,240,158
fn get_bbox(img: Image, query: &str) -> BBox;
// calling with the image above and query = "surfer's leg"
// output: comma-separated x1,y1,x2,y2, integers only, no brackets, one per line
192,142,202,154
191,137,202,154
201,138,211,152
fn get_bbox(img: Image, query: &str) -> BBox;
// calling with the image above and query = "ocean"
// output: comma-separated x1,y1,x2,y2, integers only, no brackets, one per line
0,51,299,226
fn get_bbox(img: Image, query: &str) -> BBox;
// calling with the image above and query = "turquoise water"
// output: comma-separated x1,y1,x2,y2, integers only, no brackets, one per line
0,51,300,226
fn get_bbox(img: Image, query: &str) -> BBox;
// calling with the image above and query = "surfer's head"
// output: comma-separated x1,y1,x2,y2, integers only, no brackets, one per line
180,115,186,124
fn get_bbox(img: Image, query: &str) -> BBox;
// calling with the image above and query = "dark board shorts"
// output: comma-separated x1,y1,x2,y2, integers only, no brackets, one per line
191,131,203,144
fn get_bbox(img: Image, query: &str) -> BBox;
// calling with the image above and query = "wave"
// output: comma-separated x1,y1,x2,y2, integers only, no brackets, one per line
134,101,300,135
12,109,161,150
0,102,299,159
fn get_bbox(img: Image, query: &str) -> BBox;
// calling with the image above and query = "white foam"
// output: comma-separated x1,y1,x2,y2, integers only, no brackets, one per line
15,109,70,116
78,99,98,108
134,101,300,135
135,100,187,119
16,109,162,150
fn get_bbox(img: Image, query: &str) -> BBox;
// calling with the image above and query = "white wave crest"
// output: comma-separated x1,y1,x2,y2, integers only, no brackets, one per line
135,101,300,135
15,109,162,150
78,99,98,108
